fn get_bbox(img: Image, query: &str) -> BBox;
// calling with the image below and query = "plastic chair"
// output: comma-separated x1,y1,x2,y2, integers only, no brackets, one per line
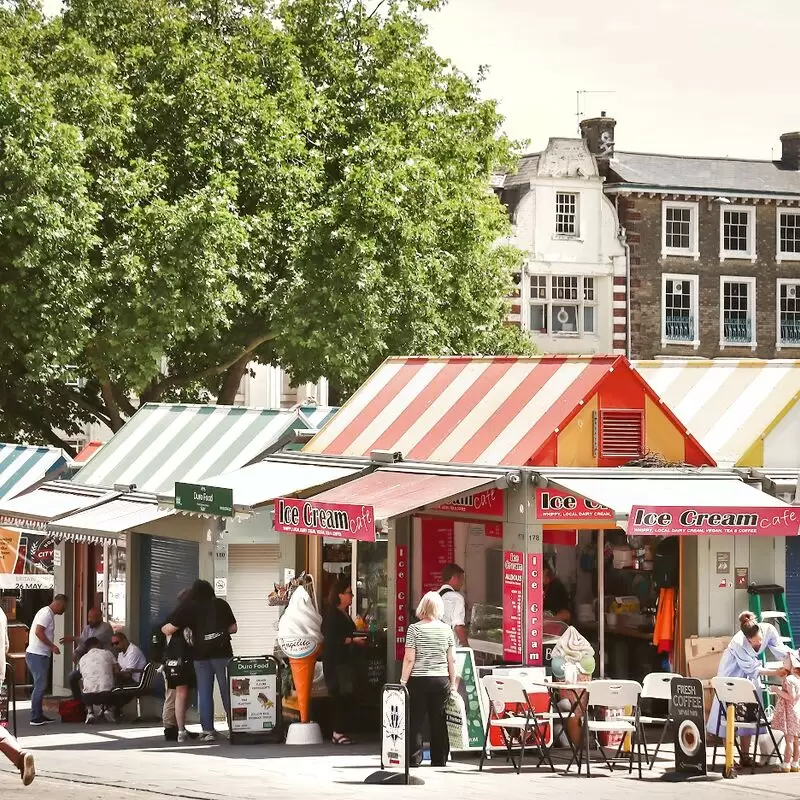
110,662,159,721
710,676,782,773
479,676,556,774
584,679,645,778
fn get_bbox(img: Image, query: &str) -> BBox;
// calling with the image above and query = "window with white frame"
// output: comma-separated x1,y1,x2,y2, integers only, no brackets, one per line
778,279,800,347
778,211,800,259
662,201,698,257
528,275,597,336
662,274,699,345
555,192,578,237
720,206,755,259
720,277,755,347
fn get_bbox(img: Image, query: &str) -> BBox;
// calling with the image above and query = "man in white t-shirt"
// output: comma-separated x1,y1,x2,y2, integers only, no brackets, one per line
113,631,146,685
79,637,119,723
438,564,469,646
25,594,68,725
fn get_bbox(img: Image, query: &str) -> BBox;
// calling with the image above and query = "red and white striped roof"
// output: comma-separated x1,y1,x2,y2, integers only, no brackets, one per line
305,356,623,466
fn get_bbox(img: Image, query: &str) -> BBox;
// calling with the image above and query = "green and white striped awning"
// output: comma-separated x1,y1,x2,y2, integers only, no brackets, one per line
72,403,337,495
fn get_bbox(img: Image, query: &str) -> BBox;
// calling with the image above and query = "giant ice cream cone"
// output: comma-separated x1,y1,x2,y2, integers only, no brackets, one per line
289,648,320,723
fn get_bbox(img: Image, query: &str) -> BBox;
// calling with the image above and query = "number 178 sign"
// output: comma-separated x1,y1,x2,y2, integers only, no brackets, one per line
525,553,543,665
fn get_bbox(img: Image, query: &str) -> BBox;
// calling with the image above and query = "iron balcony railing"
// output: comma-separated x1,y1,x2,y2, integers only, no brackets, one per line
723,317,752,344
780,320,800,345
664,315,694,342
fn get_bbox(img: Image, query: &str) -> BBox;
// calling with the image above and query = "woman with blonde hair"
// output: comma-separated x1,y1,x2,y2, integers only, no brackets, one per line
400,591,457,767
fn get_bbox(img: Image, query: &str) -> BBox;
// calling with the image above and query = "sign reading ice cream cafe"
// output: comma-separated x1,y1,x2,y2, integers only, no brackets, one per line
630,506,800,537
433,488,504,518
175,482,233,517
535,488,613,521
274,498,375,542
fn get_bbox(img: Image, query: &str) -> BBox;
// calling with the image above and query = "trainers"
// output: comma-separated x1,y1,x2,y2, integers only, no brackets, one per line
30,717,55,726
104,710,118,724
85,711,97,725
177,730,188,743
18,752,35,786
781,763,791,773
793,762,800,773
200,731,216,742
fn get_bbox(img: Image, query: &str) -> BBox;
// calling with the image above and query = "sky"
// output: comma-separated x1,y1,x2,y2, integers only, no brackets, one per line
40,0,797,160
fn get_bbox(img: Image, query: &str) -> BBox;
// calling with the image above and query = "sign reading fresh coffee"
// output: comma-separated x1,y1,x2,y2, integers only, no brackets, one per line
274,498,375,542
175,482,233,517
669,677,707,777
434,488,504,518
535,488,613,520
630,506,800,537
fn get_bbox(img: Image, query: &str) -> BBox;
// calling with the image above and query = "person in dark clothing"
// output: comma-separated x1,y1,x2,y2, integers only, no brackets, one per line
322,578,367,745
543,564,572,622
162,580,237,742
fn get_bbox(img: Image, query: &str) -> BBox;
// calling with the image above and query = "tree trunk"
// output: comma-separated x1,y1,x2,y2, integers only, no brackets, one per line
216,355,249,405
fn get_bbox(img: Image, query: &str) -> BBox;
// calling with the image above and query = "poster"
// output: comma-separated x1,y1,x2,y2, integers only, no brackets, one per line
395,544,409,660
0,528,55,590
525,553,543,666
670,677,707,776
452,648,488,751
420,517,454,593
228,657,279,736
381,684,408,772
502,550,523,660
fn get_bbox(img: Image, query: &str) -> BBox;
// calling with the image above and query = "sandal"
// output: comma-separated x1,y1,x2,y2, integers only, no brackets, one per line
332,733,353,745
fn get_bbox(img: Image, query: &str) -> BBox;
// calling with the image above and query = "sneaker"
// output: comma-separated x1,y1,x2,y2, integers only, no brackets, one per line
177,730,188,743
85,711,97,725
30,717,55,726
781,764,791,773
104,710,118,723
18,752,35,786
792,762,800,773
200,731,216,743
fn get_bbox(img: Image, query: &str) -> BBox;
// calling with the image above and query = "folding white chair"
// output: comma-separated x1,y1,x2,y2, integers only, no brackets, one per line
623,672,682,768
711,676,782,773
479,676,556,774
584,679,645,779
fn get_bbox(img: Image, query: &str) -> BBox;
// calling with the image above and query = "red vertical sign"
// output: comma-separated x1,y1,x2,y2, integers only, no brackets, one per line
525,552,543,666
502,551,523,661
395,544,409,661
420,517,455,593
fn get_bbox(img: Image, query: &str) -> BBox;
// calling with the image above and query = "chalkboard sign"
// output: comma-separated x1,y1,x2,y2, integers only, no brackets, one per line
669,677,707,777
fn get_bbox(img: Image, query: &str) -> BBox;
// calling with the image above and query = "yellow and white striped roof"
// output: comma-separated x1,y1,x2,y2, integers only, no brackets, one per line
634,360,800,467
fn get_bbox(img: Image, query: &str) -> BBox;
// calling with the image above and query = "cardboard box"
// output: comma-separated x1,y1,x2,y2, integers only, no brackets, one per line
684,636,729,661
686,651,723,680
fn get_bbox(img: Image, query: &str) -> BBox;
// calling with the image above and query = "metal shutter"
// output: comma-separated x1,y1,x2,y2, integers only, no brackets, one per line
786,537,800,638
139,535,199,658
597,409,645,459
227,544,281,658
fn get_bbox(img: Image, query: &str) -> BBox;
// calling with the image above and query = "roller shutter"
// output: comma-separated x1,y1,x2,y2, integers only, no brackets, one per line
786,537,800,639
227,544,281,658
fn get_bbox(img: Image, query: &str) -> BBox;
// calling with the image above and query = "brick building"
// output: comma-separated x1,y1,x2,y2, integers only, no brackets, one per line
581,116,800,359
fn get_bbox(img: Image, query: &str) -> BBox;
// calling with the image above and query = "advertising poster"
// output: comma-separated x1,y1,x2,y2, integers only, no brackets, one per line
0,528,55,590
228,657,279,738
420,517,454,593
669,677,707,776
525,553,543,666
502,550,523,660
381,684,408,772
395,544,409,661
452,648,488,751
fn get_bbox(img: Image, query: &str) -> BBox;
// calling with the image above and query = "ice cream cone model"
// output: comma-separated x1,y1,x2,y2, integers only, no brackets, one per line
289,648,320,723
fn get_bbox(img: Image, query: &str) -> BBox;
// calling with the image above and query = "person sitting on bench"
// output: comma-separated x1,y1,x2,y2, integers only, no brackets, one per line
79,637,119,723
113,631,146,686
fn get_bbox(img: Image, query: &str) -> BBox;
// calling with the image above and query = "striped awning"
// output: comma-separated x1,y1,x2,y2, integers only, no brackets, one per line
304,356,619,466
72,403,331,495
0,482,116,530
0,444,71,501
635,360,800,466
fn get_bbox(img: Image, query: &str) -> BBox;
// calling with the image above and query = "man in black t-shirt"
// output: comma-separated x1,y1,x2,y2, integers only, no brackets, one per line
543,564,572,623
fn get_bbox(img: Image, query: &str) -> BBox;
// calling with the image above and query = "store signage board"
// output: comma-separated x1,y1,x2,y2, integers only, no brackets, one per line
535,488,613,521
274,498,375,542
433,488,504,518
669,677,707,777
525,553,543,666
395,544,409,660
381,684,409,776
420,517,454,593
485,522,503,539
502,551,523,661
227,656,281,743
629,506,800,537
175,482,233,517
452,648,488,751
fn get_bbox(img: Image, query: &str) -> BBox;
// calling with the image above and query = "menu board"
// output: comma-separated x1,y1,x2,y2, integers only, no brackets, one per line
395,544,409,661
452,649,488,751
502,550,523,660
420,517,454,593
228,657,279,739
525,553,543,666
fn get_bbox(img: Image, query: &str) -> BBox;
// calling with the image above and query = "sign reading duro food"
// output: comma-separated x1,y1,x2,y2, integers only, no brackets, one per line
630,506,799,537
274,498,376,542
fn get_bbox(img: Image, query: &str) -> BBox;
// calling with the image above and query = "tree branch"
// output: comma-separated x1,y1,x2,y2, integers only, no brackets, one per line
142,332,278,403
216,353,250,405
366,0,388,21
57,385,113,429
101,382,125,432
111,382,137,418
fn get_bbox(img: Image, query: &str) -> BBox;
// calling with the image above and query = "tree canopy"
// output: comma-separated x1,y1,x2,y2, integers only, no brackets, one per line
0,0,531,451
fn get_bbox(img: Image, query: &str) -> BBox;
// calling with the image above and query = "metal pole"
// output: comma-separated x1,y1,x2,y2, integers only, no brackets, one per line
102,541,110,616
598,529,605,678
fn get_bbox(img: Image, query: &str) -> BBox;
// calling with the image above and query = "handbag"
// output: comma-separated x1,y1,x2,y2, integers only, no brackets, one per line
445,690,469,750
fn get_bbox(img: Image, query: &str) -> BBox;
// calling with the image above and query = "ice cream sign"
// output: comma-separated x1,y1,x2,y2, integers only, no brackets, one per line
535,488,614,520
274,498,376,542
629,506,800,537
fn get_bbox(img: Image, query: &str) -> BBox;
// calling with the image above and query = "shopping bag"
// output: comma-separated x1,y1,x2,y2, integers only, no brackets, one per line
445,690,469,750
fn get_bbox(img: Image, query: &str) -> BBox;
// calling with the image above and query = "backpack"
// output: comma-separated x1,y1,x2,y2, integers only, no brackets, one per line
653,537,679,589
163,633,190,682
192,598,230,656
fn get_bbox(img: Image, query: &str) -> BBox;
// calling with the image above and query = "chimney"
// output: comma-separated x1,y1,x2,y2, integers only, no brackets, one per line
780,132,800,170
580,112,616,159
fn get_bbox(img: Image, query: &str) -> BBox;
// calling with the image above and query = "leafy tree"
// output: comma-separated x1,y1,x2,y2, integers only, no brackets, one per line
0,0,531,451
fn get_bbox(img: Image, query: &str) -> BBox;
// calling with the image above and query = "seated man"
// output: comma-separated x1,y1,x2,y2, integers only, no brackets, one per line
64,607,114,700
113,631,146,686
78,637,119,723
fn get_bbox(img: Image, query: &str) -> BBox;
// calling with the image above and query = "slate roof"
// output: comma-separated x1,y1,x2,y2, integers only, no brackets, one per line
502,154,540,188
607,152,800,196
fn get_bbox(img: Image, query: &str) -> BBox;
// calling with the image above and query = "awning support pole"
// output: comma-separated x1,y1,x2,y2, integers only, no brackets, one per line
598,529,605,678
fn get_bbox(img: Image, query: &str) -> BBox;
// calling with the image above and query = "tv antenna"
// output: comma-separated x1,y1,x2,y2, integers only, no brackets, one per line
576,90,616,133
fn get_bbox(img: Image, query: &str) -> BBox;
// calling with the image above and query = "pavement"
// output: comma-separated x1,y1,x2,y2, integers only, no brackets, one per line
4,702,800,799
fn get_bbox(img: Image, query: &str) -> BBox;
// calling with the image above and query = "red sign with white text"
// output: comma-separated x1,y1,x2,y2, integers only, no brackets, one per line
525,553,544,666
535,488,614,520
502,550,523,661
395,544,409,660
421,517,455,593
629,506,800,537
274,498,375,541
434,488,504,518
485,522,503,539
543,529,578,547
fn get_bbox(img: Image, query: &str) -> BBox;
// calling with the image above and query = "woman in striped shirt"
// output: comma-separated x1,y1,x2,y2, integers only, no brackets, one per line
400,591,457,767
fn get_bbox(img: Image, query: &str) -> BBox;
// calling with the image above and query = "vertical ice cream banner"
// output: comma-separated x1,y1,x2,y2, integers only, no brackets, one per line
395,544,409,661
502,550,523,661
420,517,454,593
525,552,543,666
